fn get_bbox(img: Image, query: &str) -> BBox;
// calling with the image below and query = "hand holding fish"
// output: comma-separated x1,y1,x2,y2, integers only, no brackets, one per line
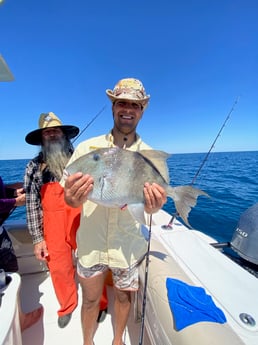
64,172,94,208
143,182,167,214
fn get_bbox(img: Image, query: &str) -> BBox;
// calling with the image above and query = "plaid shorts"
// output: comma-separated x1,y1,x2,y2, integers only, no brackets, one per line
77,256,145,291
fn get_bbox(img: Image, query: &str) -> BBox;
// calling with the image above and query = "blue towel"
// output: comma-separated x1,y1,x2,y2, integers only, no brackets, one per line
166,278,226,331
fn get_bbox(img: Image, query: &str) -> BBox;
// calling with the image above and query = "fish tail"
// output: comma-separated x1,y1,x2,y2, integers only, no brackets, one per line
167,185,208,227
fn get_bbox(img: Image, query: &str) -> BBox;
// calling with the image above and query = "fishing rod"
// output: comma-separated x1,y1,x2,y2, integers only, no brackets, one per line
139,98,240,344
191,96,239,185
72,105,107,144
139,214,152,345
162,96,240,229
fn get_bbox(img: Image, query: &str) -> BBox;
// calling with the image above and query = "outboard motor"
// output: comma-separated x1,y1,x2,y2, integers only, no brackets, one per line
231,203,258,265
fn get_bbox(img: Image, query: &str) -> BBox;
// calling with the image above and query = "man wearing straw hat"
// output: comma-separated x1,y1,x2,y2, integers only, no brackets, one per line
24,112,108,328
63,78,167,345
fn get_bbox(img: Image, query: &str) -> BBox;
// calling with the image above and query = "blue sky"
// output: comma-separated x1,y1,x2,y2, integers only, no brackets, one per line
0,0,257,159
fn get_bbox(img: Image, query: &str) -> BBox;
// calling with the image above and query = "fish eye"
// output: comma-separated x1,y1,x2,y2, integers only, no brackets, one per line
93,153,100,161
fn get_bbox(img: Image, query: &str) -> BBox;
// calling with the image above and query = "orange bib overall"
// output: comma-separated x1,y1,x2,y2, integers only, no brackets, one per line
41,182,107,316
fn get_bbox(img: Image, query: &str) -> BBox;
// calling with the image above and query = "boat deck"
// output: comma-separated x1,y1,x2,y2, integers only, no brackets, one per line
3,213,258,345
4,220,152,345
20,270,151,345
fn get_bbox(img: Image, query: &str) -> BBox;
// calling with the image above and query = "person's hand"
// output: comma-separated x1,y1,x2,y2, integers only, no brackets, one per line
14,193,25,207
34,240,49,261
64,172,94,208
16,187,25,197
143,182,167,214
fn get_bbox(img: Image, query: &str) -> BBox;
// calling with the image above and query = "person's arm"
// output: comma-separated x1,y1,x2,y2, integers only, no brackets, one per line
24,161,49,261
0,197,16,214
0,178,25,225
24,161,44,244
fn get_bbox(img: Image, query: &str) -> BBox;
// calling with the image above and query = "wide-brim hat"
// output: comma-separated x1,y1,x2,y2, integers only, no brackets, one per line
106,78,150,110
25,112,79,145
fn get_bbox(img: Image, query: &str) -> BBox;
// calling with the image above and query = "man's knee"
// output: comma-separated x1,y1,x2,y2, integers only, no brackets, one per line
114,288,131,304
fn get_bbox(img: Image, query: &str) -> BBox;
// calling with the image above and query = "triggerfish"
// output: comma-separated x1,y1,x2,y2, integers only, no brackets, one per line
65,147,208,226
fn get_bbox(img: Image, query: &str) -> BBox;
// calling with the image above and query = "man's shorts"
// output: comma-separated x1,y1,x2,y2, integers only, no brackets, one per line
77,257,145,291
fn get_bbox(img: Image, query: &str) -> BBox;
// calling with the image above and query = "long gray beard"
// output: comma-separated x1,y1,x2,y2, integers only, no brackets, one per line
42,139,72,181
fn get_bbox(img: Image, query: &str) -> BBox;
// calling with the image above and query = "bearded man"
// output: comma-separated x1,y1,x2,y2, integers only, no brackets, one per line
24,112,108,329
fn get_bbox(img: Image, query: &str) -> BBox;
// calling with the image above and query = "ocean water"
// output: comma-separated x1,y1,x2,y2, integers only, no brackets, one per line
0,151,257,243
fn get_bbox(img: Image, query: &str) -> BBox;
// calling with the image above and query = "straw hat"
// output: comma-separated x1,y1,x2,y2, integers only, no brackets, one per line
106,78,150,110
25,112,79,145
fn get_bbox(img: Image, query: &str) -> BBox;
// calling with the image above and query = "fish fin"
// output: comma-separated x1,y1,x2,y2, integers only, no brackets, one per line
167,185,209,228
127,204,146,224
139,150,171,184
